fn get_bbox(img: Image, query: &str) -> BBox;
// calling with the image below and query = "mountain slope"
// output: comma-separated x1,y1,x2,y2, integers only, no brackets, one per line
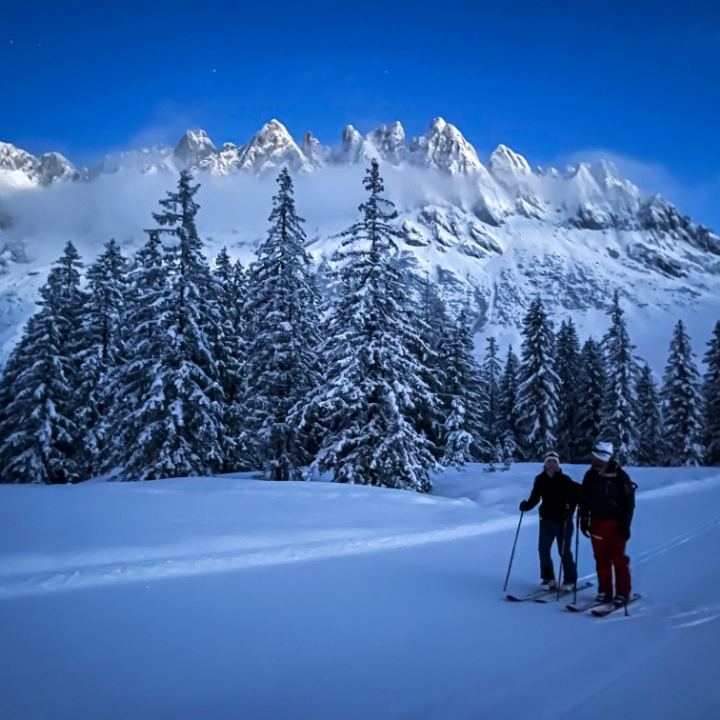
0,119,718,364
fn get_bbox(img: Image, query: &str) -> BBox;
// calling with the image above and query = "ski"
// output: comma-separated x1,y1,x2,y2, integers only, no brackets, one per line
506,587,560,602
534,581,593,603
567,597,608,613
590,593,642,618
507,580,592,602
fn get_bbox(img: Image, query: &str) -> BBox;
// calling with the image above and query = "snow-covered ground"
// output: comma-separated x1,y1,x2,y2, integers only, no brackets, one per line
1,464,719,719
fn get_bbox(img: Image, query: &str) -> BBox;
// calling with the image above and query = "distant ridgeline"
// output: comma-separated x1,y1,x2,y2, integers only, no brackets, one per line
0,160,718,488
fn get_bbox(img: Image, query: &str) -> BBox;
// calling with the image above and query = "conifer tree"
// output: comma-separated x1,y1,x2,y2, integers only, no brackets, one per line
243,168,322,480
440,309,491,467
482,336,502,451
74,239,127,478
101,232,167,474
702,321,720,465
213,248,250,470
662,320,704,466
311,160,438,491
554,318,582,462
0,243,84,483
517,297,559,460
576,337,605,458
635,362,664,466
411,276,448,456
114,172,224,479
599,291,638,465
498,345,523,460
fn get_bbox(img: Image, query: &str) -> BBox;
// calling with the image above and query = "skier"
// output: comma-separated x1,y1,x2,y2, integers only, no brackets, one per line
579,442,636,605
519,451,579,591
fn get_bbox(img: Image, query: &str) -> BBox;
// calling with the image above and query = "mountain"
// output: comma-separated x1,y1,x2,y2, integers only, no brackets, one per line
0,142,80,189
1,118,719,365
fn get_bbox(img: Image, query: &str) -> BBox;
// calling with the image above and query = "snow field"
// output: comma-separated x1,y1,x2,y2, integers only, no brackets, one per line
1,464,720,719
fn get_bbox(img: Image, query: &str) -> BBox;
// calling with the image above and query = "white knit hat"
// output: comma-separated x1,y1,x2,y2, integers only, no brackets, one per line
544,451,560,462
591,442,613,462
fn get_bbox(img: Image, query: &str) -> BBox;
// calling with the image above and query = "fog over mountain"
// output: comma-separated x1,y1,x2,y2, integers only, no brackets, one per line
1,118,719,365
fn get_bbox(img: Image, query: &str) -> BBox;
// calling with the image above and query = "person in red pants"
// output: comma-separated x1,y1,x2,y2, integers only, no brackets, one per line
579,442,637,605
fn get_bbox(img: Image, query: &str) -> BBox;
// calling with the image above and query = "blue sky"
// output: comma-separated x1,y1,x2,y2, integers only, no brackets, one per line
2,0,719,226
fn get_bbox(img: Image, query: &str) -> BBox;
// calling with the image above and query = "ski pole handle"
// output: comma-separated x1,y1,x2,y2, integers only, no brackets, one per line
503,510,524,592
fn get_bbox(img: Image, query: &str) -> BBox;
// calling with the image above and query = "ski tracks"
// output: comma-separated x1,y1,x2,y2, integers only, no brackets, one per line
0,517,517,600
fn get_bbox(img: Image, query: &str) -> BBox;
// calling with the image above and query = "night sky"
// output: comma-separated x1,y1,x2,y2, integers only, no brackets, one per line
2,0,718,225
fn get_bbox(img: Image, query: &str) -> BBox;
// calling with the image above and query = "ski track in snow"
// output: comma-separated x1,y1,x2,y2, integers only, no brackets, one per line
0,517,519,600
2,472,719,603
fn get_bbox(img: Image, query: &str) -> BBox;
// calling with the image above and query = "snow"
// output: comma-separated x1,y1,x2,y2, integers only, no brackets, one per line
0,141,79,188
1,464,720,719
173,130,218,169
1,119,720,372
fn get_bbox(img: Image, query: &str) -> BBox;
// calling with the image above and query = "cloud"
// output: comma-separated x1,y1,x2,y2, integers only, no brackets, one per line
0,163,471,270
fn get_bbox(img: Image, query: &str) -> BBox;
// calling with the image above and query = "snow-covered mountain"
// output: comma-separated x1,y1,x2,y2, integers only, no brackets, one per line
1,117,719,365
0,142,80,189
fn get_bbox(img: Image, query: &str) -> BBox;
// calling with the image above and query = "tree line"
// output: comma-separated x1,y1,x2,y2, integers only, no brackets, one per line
0,162,717,489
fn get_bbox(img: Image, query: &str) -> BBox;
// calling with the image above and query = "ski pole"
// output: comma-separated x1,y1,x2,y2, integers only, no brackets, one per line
503,511,524,592
573,506,580,605
556,515,570,601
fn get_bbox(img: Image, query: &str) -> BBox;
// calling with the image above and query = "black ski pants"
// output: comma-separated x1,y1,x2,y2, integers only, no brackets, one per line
538,518,577,583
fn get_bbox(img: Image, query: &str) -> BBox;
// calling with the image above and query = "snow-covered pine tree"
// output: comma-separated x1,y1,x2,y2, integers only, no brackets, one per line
576,337,605,458
482,336,502,453
517,297,559,461
661,320,704,467
703,321,720,465
311,160,438,491
213,248,251,470
74,239,128,478
243,168,322,480
599,291,638,466
498,345,523,460
440,309,491,468
410,275,448,457
554,318,582,463
635,362,665,466
115,171,224,479
100,231,166,474
0,243,84,483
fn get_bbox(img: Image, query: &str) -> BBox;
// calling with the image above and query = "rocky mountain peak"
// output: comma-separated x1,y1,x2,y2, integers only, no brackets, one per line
0,142,79,188
0,142,38,176
301,132,331,167
37,152,80,185
488,144,533,188
235,119,310,174
409,117,483,175
366,122,407,164
174,130,217,169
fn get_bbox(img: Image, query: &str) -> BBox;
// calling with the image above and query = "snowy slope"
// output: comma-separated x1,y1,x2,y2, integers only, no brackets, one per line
1,465,719,719
1,119,719,364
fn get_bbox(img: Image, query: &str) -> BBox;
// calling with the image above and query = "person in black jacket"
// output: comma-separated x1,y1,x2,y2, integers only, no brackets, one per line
519,451,580,591
578,442,636,604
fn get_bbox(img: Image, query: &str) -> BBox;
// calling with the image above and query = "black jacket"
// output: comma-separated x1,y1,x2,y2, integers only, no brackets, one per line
525,470,580,524
579,461,636,535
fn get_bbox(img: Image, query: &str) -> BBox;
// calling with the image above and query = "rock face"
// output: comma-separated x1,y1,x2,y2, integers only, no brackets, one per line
174,130,218,169
1,118,720,364
409,117,483,174
233,120,311,174
0,142,79,188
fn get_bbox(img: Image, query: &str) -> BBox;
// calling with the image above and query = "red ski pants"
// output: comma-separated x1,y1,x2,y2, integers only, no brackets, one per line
590,520,631,596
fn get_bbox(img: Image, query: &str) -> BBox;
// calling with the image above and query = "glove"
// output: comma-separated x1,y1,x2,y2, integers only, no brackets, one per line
580,517,590,538
519,500,529,512
618,525,631,541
